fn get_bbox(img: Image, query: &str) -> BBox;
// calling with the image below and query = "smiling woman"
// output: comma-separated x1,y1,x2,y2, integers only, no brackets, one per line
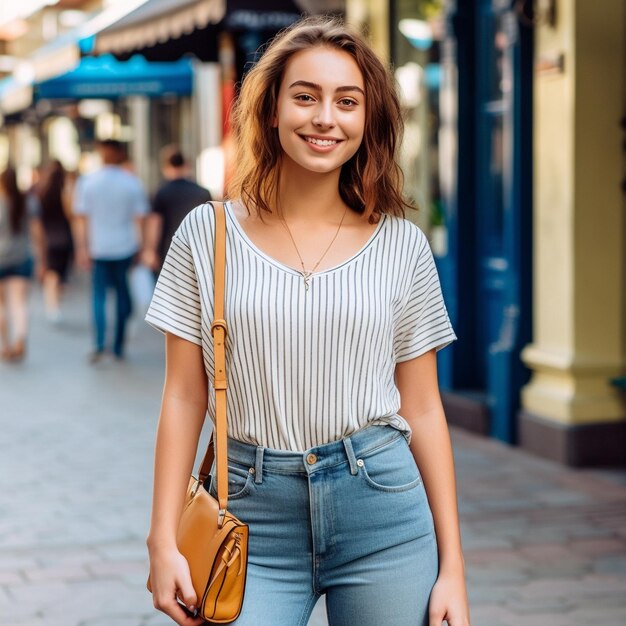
274,47,366,178
229,18,412,224
145,15,470,626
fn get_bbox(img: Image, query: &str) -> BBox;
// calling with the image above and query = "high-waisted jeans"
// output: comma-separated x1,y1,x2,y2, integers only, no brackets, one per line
208,425,439,625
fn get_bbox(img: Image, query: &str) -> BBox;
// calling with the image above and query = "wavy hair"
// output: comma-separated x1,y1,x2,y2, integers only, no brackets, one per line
228,16,413,223
37,160,66,226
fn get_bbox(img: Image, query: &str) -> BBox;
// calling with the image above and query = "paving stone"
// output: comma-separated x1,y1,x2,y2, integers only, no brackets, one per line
568,537,626,556
594,554,626,575
0,570,25,584
517,543,579,564
466,566,531,585
86,559,148,578
567,605,626,624
22,563,88,583
504,595,576,613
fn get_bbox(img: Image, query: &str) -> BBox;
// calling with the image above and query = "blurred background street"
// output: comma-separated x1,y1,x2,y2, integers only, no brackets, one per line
0,279,625,625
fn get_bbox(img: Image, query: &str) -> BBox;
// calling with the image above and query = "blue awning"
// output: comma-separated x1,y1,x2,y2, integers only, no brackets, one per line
36,54,194,100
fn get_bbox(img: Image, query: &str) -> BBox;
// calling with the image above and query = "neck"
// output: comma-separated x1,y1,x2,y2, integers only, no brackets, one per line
275,158,346,223
165,167,187,180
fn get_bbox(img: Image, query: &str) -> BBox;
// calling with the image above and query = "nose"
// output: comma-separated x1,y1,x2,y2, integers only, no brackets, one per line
312,100,335,128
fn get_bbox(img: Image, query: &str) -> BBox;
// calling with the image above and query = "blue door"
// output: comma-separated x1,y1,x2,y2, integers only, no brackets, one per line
475,0,533,442
439,0,532,443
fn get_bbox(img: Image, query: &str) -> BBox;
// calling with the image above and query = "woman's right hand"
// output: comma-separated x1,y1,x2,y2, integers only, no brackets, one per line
148,546,205,626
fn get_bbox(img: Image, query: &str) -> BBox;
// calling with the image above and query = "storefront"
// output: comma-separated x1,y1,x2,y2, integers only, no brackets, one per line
349,0,534,444
76,0,326,196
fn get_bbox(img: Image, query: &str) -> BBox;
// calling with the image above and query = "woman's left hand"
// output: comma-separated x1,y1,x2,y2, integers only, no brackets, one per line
428,570,470,626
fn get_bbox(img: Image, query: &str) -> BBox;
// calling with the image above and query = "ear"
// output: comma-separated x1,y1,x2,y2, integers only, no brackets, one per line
271,114,278,128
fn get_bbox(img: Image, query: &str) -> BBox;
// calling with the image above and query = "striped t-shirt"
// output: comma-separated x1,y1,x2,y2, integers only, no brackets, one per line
145,201,456,451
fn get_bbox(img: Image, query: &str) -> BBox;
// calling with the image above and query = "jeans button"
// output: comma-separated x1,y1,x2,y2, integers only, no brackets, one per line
306,453,318,465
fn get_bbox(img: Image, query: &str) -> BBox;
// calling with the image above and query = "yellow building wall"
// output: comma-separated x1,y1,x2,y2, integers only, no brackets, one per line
345,0,389,60
522,0,626,424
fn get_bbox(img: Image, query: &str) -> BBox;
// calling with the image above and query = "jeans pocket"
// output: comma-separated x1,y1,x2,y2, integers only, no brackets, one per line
208,464,255,500
358,436,422,493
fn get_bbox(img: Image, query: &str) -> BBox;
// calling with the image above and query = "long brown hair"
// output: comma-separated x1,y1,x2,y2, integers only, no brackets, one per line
37,160,66,225
228,16,413,223
0,167,26,234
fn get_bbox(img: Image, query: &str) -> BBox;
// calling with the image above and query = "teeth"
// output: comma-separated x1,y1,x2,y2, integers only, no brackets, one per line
305,137,338,146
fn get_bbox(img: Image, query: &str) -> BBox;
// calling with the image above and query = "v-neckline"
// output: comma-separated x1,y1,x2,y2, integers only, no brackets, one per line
224,201,387,278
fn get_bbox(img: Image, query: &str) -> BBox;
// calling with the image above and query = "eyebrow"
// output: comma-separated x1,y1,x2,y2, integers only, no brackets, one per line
288,80,365,96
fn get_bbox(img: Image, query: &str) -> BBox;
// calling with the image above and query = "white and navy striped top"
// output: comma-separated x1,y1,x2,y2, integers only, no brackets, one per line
145,201,456,451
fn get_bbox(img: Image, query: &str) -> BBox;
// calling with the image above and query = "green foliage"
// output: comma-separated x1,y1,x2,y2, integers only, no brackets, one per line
398,0,444,20
420,0,444,20
430,198,445,227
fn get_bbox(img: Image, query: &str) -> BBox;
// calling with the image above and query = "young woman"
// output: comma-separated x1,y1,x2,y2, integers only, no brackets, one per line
0,167,45,361
37,160,74,324
145,17,470,626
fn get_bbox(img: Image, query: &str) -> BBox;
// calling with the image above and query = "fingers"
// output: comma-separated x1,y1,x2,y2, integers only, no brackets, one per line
430,609,470,626
177,583,198,615
153,593,203,626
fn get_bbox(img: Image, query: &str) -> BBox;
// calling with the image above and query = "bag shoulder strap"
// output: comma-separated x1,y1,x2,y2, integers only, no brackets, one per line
197,201,228,518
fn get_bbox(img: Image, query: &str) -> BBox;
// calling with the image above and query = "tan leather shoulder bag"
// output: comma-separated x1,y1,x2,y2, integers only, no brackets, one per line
147,201,249,623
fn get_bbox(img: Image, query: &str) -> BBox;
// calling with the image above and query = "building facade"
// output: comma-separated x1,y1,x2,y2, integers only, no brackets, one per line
347,0,626,466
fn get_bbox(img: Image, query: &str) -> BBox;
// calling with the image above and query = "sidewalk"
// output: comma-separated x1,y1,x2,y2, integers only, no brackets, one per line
0,276,625,626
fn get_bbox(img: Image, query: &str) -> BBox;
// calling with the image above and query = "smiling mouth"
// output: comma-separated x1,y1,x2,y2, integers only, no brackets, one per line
300,135,343,147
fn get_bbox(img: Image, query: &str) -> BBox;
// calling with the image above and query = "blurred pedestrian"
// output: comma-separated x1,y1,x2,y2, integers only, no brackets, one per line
36,160,74,324
145,16,469,626
73,139,148,363
0,166,45,362
142,145,210,274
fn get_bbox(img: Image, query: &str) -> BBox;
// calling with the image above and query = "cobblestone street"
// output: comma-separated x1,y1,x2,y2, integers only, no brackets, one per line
1,278,625,626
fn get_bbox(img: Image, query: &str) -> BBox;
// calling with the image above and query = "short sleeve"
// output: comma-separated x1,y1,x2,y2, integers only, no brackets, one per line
131,179,149,216
393,235,457,362
145,232,202,345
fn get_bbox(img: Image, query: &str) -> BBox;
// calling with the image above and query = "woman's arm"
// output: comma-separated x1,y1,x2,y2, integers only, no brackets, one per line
147,332,208,626
395,348,470,626
142,213,163,271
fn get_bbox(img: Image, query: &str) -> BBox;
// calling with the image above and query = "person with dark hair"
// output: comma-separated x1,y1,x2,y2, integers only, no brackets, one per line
145,17,469,626
73,139,149,363
37,160,74,324
142,145,210,274
0,166,45,361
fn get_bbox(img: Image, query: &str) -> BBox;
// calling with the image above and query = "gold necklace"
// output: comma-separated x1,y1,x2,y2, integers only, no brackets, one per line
279,207,349,292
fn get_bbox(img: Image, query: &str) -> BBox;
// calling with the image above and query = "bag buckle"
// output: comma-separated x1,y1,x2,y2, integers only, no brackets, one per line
218,508,226,528
211,319,228,337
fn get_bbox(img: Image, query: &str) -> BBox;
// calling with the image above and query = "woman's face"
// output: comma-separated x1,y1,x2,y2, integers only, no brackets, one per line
274,46,366,175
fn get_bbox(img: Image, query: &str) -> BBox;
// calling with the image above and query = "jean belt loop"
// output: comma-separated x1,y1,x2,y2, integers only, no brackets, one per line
254,446,264,484
342,437,358,476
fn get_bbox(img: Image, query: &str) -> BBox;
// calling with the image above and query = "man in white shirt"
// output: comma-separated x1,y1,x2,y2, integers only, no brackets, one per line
74,139,148,362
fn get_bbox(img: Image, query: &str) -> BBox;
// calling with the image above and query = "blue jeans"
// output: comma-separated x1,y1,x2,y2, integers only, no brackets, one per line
208,425,439,625
91,256,133,355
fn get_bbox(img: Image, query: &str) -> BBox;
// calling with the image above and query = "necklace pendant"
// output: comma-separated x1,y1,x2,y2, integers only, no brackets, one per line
301,271,312,292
